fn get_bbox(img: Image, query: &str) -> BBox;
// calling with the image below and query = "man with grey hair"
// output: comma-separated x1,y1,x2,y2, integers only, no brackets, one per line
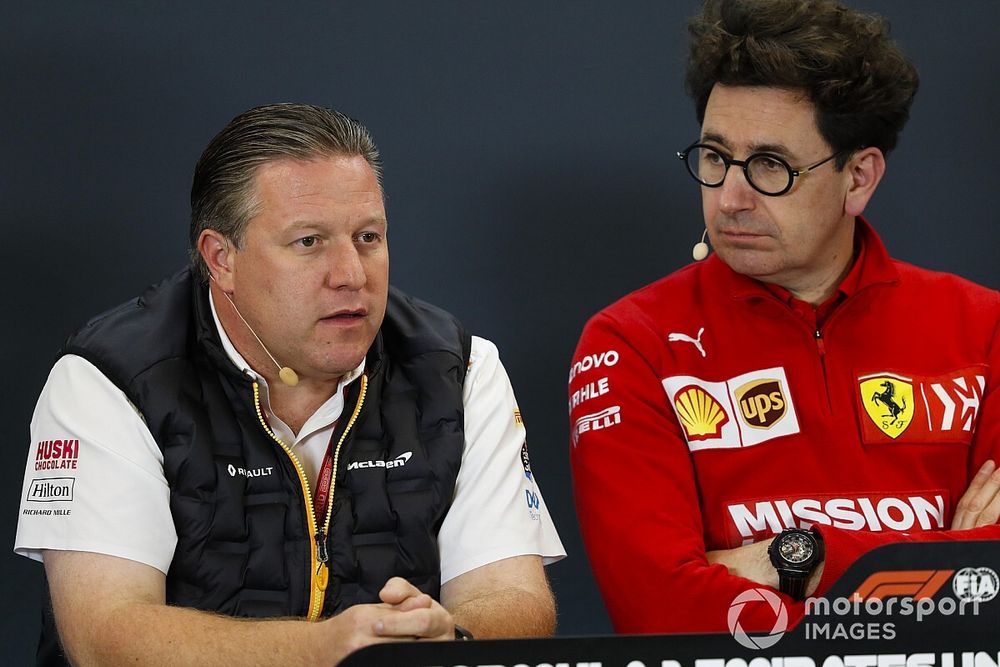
15,103,564,665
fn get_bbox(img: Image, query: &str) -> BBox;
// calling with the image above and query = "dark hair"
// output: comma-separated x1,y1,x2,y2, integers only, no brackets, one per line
189,103,382,279
686,0,919,168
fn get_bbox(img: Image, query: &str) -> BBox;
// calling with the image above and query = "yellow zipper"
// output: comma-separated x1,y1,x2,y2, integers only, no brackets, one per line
251,376,368,621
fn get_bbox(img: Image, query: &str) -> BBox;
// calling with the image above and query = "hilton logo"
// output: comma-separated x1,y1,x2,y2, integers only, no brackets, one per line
26,477,75,503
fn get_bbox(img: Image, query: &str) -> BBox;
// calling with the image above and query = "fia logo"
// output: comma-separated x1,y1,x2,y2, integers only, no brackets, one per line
953,567,999,603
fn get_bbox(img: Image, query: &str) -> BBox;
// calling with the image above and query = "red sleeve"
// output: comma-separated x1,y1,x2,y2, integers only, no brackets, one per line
570,308,1000,635
968,298,1000,478
570,311,798,632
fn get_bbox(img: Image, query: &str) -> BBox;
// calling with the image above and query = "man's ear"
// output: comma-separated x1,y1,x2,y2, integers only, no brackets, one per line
197,230,236,292
843,147,886,218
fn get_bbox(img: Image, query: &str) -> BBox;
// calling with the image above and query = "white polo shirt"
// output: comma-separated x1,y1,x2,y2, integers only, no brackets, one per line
15,295,564,585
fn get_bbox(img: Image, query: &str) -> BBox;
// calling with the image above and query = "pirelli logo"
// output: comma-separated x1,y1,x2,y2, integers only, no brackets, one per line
572,405,622,446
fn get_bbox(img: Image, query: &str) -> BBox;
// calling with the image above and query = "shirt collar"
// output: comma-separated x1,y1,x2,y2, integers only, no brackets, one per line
713,215,898,304
207,290,365,392
762,228,867,313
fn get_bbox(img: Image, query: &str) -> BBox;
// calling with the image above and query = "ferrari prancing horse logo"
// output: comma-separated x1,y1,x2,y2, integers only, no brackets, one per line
859,375,914,439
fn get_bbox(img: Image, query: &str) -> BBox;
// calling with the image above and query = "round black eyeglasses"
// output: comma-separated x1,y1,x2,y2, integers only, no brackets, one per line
677,143,842,196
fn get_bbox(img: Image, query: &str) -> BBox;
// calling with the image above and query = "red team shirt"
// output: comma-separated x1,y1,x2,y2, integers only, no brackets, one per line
569,219,1000,633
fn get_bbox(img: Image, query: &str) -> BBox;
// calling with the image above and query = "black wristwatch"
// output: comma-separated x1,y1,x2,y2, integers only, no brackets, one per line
768,528,824,600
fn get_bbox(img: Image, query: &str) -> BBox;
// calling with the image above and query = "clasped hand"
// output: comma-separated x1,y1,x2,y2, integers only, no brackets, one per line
323,577,455,657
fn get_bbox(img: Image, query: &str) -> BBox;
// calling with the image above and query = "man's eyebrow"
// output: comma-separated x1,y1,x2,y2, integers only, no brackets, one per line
284,217,389,231
700,132,796,158
700,132,729,148
750,142,794,157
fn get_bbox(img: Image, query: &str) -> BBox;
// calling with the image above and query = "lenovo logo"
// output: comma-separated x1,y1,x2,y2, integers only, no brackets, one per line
568,350,619,382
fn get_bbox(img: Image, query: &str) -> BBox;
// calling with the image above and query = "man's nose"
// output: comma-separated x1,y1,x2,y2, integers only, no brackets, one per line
326,241,366,290
716,165,757,214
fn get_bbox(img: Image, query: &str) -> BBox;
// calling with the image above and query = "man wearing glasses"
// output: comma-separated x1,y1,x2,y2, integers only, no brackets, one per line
569,0,1000,634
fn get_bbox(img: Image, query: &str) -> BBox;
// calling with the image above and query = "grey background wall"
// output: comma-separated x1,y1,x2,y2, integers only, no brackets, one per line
2,1,997,661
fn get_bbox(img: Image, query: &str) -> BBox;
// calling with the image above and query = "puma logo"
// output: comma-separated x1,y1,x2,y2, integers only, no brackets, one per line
668,327,706,358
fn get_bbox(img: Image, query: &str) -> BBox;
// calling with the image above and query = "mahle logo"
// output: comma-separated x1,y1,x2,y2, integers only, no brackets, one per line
727,588,788,650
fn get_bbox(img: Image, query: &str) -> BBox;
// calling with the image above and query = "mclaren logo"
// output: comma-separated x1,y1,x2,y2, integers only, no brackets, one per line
860,374,913,439
674,385,729,441
735,379,787,429
347,452,413,471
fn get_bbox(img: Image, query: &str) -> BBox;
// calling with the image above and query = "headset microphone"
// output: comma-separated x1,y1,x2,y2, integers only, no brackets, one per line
692,229,710,261
211,276,300,387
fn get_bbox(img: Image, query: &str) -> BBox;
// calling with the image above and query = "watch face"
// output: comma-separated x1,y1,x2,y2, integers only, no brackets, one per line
778,533,815,564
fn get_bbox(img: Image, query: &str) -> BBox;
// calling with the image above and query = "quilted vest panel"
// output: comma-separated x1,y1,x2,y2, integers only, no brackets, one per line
37,268,469,664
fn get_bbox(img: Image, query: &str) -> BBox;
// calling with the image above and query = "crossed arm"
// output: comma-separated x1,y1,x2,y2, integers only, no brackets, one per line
570,310,1000,633
707,460,1000,594
44,551,555,666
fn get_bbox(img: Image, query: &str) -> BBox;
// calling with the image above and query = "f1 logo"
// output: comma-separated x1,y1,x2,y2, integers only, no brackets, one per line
851,570,955,600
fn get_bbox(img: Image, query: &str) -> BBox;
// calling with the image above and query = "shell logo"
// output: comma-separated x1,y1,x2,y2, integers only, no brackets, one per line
673,385,730,441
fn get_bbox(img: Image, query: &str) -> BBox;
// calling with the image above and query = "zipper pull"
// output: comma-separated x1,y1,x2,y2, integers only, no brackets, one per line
315,531,330,591
815,329,826,356
316,530,329,568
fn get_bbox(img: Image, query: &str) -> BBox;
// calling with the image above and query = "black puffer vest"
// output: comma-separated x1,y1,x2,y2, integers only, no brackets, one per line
38,268,470,664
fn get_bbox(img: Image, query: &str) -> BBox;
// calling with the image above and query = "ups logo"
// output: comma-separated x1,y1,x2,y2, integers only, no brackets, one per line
735,379,787,429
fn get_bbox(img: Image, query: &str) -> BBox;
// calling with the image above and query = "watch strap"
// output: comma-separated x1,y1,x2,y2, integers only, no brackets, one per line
778,572,809,600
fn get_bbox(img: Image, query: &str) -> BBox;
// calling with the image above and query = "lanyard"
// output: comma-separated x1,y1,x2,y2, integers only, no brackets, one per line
312,426,338,522
311,382,354,522
258,384,349,524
